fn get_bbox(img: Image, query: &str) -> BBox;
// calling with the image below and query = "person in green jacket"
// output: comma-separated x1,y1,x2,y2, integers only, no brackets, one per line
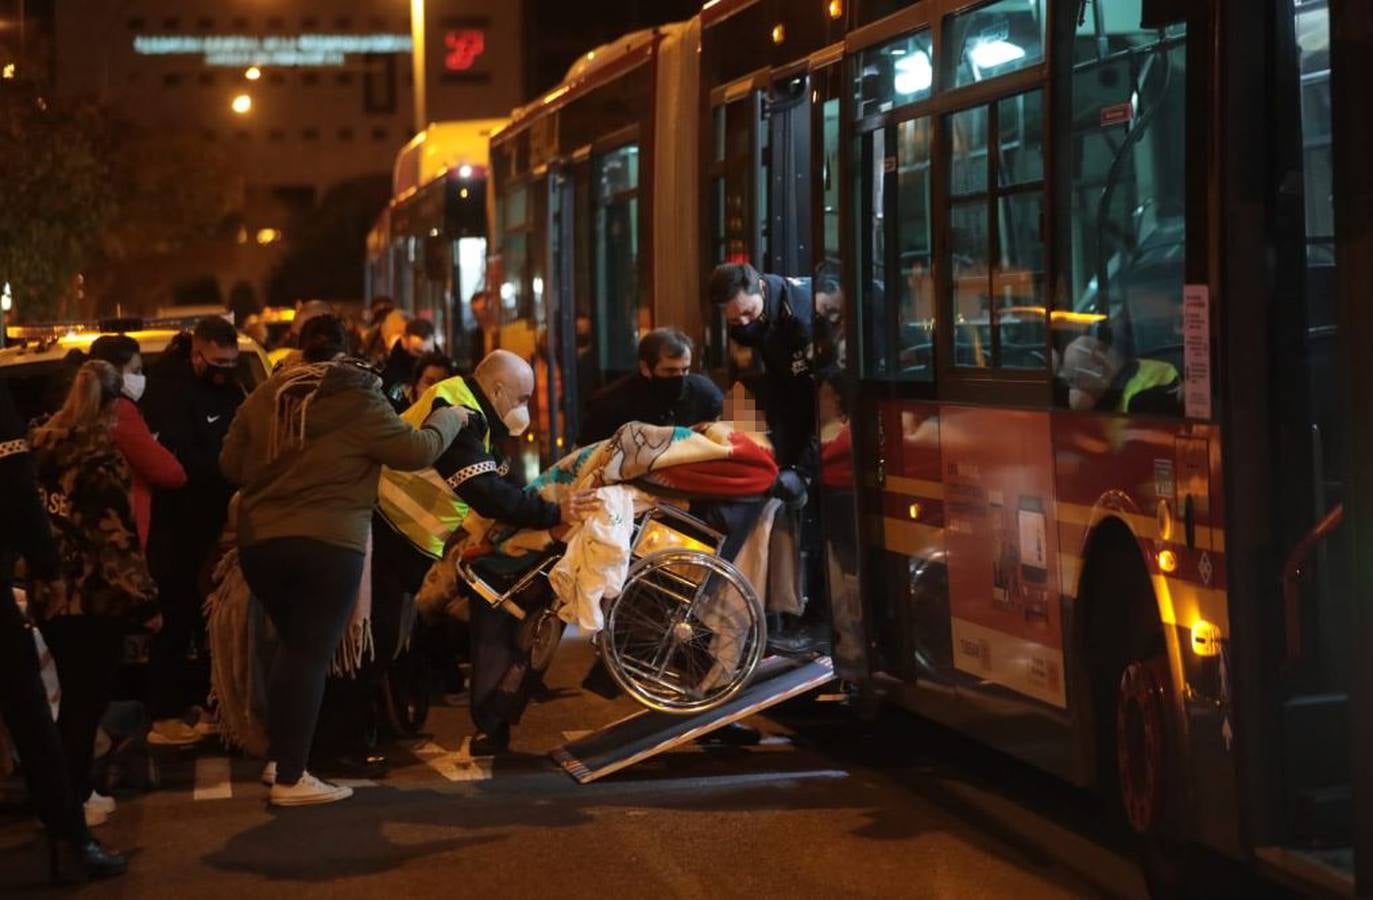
220,314,464,807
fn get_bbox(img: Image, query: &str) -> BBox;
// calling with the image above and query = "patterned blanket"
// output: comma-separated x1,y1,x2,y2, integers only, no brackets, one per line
417,421,778,627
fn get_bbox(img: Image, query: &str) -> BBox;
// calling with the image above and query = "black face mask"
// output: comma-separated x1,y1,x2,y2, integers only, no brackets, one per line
729,313,769,347
648,374,687,405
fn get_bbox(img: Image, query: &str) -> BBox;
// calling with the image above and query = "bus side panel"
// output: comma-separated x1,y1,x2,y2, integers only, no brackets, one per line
1053,413,1240,852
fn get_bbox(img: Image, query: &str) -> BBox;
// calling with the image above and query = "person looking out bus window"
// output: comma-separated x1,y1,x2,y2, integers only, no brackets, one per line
575,329,723,447
1058,333,1181,415
88,336,186,551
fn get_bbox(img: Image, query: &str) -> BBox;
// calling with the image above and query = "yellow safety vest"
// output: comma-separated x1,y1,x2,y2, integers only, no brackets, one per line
1119,359,1180,412
377,376,490,559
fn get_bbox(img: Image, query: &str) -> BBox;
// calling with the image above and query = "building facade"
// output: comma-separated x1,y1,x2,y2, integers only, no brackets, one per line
55,1,524,196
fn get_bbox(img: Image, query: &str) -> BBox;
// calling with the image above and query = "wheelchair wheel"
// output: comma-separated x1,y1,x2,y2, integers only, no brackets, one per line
602,549,766,714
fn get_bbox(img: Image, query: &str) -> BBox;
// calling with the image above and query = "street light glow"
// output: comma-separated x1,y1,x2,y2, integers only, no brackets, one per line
231,93,252,114
245,65,262,80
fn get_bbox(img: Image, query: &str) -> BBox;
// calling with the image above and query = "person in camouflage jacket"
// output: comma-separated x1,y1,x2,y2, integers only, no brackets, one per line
26,360,159,815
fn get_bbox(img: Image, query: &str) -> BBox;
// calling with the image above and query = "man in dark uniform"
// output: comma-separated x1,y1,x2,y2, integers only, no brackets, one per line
709,263,825,655
576,328,723,447
375,350,597,755
141,316,244,746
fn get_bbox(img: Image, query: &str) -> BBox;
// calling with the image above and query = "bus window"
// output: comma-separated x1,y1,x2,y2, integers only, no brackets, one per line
944,0,1045,90
853,30,934,120
896,116,934,380
947,90,1047,371
593,144,641,377
855,126,888,380
1054,3,1186,416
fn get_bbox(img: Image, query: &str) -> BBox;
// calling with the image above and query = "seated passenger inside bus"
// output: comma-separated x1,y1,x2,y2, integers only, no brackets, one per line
1056,332,1181,415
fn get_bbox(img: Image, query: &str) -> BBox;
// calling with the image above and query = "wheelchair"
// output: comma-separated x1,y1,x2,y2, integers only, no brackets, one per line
456,503,768,715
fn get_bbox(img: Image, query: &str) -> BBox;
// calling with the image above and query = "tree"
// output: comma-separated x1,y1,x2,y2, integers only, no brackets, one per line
0,81,117,321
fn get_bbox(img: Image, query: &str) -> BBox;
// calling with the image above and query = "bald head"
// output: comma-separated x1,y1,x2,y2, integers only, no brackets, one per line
474,349,534,436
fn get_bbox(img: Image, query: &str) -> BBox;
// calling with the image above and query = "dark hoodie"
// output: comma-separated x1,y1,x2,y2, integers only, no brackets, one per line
220,359,461,553
26,420,158,623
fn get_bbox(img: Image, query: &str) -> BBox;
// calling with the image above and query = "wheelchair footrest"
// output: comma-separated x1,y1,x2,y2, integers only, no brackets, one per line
550,655,835,785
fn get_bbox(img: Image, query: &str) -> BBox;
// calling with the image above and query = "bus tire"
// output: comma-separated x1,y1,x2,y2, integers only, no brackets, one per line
1081,525,1193,896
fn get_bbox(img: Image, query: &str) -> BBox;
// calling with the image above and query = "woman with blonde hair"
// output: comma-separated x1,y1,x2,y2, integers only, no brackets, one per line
28,360,160,828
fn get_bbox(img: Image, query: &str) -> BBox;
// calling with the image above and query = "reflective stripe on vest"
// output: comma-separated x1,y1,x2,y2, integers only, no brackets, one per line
1119,359,1180,412
377,376,490,559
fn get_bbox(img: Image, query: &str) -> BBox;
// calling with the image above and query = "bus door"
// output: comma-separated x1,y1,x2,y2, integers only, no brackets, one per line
1234,0,1373,890
766,72,813,278
549,164,579,450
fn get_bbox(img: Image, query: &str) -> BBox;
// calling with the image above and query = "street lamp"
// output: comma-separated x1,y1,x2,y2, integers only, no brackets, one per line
231,93,252,114
244,66,262,81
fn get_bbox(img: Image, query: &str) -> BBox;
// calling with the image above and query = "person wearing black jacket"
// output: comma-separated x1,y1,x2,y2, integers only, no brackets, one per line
0,382,126,883
140,317,245,746
380,317,437,405
576,329,723,447
375,350,597,755
709,263,827,655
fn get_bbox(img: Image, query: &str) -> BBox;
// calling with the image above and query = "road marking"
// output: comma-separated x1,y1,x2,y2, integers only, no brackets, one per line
193,756,233,801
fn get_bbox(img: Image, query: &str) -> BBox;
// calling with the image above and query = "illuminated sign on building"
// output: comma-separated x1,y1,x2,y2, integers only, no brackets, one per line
443,29,486,72
132,34,413,67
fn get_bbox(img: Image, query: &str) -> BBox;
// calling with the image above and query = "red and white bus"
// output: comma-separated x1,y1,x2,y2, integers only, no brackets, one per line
486,1,1373,893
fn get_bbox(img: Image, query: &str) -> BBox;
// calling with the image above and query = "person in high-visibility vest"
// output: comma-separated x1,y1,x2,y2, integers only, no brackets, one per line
1060,333,1182,415
373,349,599,755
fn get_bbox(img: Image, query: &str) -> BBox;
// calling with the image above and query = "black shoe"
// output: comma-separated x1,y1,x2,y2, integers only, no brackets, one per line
581,658,623,700
696,722,763,747
468,728,510,757
50,837,128,884
767,624,831,658
311,754,391,780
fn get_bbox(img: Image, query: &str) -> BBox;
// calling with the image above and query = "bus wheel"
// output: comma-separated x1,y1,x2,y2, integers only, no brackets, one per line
1117,658,1169,834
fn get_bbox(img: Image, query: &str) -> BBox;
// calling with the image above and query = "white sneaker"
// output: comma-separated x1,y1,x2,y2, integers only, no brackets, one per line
86,791,116,816
260,762,277,787
147,719,202,747
268,771,353,807
83,799,109,828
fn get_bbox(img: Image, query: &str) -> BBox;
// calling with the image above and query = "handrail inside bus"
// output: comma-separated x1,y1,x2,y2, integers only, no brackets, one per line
1280,502,1344,665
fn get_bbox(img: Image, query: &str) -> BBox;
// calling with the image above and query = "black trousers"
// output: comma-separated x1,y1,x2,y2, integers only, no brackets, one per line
145,527,216,719
240,538,364,786
468,594,526,738
0,590,88,843
38,615,125,805
313,515,426,759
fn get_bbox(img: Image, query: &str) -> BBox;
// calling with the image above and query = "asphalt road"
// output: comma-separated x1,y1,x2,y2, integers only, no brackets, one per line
0,634,1286,899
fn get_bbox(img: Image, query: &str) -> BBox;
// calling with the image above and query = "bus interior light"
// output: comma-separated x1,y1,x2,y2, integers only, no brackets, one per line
772,24,786,45
908,503,922,521
458,164,473,179
894,51,933,95
968,39,1026,70
828,0,844,20
1191,620,1222,658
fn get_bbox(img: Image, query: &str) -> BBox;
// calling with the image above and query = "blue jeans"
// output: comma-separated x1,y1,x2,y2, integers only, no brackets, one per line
240,538,363,786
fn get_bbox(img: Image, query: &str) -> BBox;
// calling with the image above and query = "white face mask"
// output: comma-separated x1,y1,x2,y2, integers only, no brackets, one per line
122,371,147,403
502,404,531,437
